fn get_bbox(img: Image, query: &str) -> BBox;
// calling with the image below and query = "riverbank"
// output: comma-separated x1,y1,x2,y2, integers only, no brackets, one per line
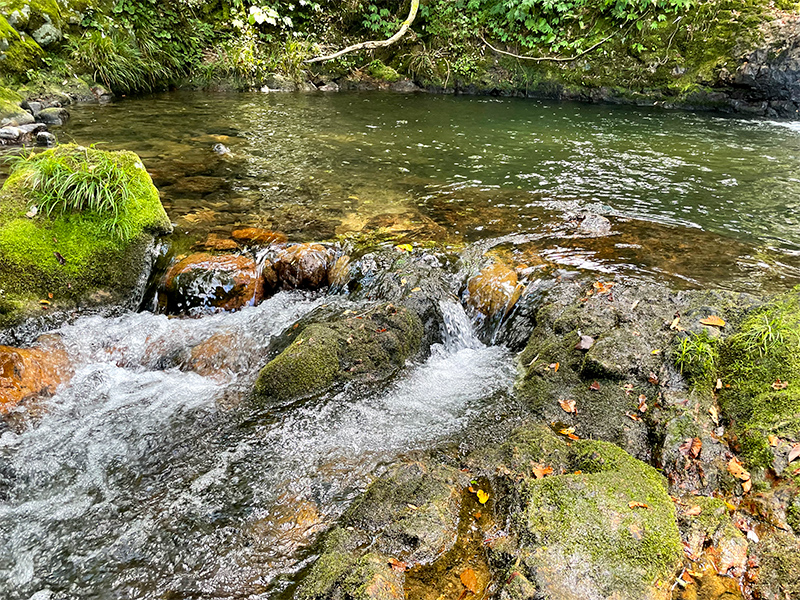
2,0,800,123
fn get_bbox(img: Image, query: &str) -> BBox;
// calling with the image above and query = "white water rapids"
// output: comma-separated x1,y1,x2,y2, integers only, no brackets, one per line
0,294,513,599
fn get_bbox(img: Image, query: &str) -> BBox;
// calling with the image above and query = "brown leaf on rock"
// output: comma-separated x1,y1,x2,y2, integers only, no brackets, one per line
593,281,615,295
742,479,752,493
690,437,702,458
559,399,577,414
589,381,601,391
700,315,726,328
685,505,702,516
709,406,720,425
788,444,800,463
772,379,789,390
531,463,554,479
768,434,779,447
388,557,407,572
727,457,751,481
629,501,649,509
460,568,479,593
626,412,642,422
638,395,648,413
647,372,659,385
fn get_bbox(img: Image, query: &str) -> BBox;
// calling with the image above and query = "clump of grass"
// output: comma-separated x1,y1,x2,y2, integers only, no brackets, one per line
730,309,800,357
675,330,719,386
7,145,147,240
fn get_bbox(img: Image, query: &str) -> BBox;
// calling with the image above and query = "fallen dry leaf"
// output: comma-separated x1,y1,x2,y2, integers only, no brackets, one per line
772,379,789,390
559,427,575,436
559,399,577,414
593,281,615,295
716,378,723,390
575,335,594,351
388,557,407,572
709,406,720,425
788,444,800,464
626,412,642,422
742,479,752,493
549,362,560,372
727,457,751,482
531,463,554,479
589,381,601,391
622,383,634,395
647,372,659,385
638,395,648,413
473,512,481,520
669,315,681,330
700,315,726,328
476,490,489,505
460,568,479,593
768,434,779,447
629,501,649,509
685,505,702,516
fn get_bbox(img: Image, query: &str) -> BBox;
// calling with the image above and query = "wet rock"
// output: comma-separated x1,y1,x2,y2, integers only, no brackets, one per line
31,22,61,47
464,262,522,320
296,462,464,600
328,254,352,292
161,253,265,313
319,81,339,92
184,332,245,378
35,107,69,126
253,302,423,404
35,130,55,147
196,233,238,251
273,243,333,290
166,175,225,195
753,529,800,599
470,424,682,600
230,227,287,246
0,110,34,127
571,212,613,237
0,336,72,416
390,79,420,93
22,101,43,116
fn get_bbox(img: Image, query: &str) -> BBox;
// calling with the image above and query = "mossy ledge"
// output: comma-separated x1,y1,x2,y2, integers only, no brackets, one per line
0,144,172,329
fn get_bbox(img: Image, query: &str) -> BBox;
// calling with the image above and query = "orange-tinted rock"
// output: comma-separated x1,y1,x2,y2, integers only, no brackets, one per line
231,228,288,246
198,234,239,251
466,263,523,318
328,254,351,290
186,333,241,378
0,337,73,415
162,253,265,313
274,243,333,290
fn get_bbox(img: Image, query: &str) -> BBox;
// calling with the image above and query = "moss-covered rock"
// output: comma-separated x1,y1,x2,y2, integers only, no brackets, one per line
717,288,800,471
0,15,43,75
296,462,464,600
0,85,31,126
0,144,172,329
253,302,424,404
475,424,682,600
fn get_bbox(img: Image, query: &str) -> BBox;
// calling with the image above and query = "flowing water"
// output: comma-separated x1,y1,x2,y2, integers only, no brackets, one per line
2,91,800,598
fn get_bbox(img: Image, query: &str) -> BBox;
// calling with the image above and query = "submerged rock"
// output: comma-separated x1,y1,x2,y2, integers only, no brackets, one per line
230,227,287,246
160,253,265,313
0,144,172,329
0,335,72,417
253,302,423,404
35,106,68,126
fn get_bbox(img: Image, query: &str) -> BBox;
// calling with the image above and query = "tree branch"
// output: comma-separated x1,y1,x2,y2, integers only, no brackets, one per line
305,0,420,64
479,30,617,63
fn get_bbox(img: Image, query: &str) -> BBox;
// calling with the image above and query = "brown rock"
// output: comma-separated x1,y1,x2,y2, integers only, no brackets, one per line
465,263,523,318
186,333,240,378
0,337,73,415
198,234,239,251
162,253,265,312
328,255,352,290
231,228,288,246
274,243,333,290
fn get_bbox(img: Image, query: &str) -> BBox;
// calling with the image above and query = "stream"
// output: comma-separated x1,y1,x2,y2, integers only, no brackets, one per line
2,91,800,599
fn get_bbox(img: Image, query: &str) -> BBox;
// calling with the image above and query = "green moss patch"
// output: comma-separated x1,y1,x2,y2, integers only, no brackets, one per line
504,429,681,599
254,302,423,404
0,144,171,326
717,289,800,469
0,14,43,75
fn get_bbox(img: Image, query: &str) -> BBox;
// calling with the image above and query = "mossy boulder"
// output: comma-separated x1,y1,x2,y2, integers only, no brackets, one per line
0,144,172,329
296,462,464,600
0,15,43,75
0,85,32,127
475,424,682,600
253,302,424,404
717,288,800,471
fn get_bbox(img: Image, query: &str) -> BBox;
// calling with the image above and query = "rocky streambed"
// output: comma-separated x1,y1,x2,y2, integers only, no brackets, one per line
1,210,800,599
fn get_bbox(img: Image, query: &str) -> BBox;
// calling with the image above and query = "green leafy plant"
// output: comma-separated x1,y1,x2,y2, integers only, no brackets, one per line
362,3,401,37
7,146,149,240
675,331,719,384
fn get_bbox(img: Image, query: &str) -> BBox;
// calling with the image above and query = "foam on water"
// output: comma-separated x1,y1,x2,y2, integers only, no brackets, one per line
0,297,513,599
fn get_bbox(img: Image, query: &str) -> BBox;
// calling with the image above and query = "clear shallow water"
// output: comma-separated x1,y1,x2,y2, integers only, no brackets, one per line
0,295,513,599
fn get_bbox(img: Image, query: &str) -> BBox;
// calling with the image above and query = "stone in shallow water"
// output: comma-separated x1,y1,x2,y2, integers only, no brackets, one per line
161,253,265,313
230,227,287,246
274,242,333,290
465,262,522,319
0,336,72,416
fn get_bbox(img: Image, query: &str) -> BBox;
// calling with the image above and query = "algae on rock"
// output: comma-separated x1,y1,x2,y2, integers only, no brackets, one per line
0,144,172,328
